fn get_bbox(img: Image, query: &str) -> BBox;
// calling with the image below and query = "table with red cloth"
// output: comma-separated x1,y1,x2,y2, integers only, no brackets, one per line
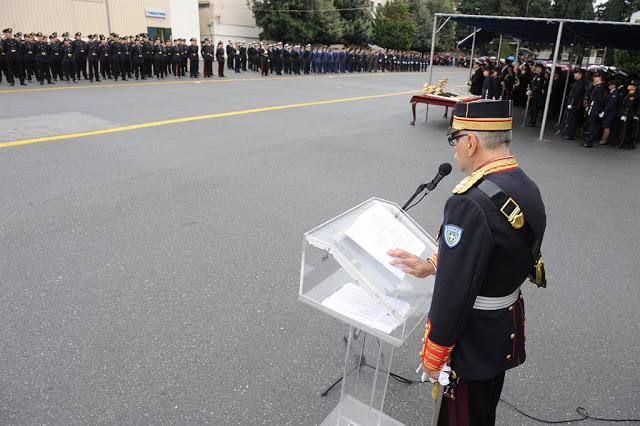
409,93,481,125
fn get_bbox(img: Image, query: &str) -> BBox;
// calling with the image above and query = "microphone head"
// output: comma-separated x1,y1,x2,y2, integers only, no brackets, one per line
439,162,453,176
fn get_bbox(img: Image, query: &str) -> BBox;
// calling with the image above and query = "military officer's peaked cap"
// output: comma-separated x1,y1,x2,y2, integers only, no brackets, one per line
190,37,196,41
630,80,639,87
62,32,69,37
449,100,513,135
76,32,81,36
36,32,43,37
88,34,94,39
15,32,22,37
52,32,57,37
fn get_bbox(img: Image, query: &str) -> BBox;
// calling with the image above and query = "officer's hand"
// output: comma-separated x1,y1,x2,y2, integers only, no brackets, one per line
426,368,440,381
387,249,435,278
598,112,604,118
567,104,572,110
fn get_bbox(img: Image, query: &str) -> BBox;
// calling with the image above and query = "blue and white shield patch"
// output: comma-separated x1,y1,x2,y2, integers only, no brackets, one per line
443,224,463,248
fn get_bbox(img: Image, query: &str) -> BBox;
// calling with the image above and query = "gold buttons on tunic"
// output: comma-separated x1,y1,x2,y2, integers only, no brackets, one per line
508,305,514,311
506,354,512,360
519,294,524,299
510,333,515,340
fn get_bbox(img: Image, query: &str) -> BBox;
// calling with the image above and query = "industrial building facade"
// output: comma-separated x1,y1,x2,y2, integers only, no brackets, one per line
4,0,261,45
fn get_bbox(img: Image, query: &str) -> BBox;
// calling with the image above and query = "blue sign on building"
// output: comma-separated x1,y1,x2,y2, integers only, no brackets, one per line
146,10,167,18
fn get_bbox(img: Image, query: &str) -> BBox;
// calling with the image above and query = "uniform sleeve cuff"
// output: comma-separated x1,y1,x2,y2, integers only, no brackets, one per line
419,319,453,371
427,254,438,272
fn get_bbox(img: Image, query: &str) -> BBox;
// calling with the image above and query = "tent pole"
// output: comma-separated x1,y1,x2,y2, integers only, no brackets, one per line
426,14,438,122
497,34,503,61
557,33,577,126
469,27,477,80
539,20,563,141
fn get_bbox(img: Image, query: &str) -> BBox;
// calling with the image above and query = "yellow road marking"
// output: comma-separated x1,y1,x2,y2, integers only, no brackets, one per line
0,70,470,94
0,90,416,149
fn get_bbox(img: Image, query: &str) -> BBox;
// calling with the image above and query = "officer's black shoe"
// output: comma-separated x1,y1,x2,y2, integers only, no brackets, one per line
73,79,77,83
141,77,146,80
579,142,592,148
114,77,118,81
121,78,127,81
10,82,14,86
90,79,93,82
48,81,54,84
96,78,100,82
40,81,44,85
20,82,27,86
563,136,574,140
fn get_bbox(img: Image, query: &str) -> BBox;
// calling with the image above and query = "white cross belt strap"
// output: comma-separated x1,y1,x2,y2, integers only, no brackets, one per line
473,287,521,310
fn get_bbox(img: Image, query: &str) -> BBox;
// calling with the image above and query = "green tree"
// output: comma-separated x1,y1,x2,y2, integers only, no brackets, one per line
428,0,457,51
614,49,640,73
597,0,638,21
311,0,344,44
335,0,373,45
407,0,432,51
373,0,416,50
551,0,595,19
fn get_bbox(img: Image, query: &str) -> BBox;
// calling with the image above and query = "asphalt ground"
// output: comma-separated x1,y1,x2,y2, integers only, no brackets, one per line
0,66,638,425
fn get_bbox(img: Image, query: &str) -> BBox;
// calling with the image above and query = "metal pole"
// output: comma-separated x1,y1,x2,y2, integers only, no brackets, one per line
557,33,577,126
539,21,564,141
105,0,112,35
469,27,477,80
426,14,438,122
497,34,503,61
515,39,520,61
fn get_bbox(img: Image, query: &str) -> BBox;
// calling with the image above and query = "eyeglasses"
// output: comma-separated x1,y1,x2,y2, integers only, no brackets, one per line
448,133,469,146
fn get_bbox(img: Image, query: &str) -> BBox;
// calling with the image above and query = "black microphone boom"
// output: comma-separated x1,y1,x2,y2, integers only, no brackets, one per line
401,163,452,211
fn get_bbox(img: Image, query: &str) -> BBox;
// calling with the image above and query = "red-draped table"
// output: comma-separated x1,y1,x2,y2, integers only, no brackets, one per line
409,93,481,125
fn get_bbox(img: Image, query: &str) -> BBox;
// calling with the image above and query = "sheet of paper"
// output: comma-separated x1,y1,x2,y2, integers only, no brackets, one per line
345,203,426,280
321,282,411,334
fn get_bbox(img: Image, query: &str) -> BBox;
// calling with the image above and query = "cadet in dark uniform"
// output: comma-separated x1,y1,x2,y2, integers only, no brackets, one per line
481,66,492,99
2,28,26,86
131,38,145,80
564,69,585,140
201,39,213,77
86,34,100,82
226,41,234,70
60,37,76,83
581,71,605,148
187,38,199,78
153,38,165,78
616,80,639,149
118,36,129,81
97,35,110,79
22,33,36,82
109,33,121,81
525,63,546,127
171,39,182,78
142,34,153,78
34,32,53,84
468,59,483,96
71,32,87,80
48,33,63,81
216,41,225,77
390,100,546,426
599,79,620,145
0,36,5,84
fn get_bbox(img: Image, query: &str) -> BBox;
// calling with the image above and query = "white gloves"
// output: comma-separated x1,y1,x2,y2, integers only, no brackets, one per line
621,115,627,122
416,363,451,385
567,105,572,110
599,112,604,118
526,90,532,96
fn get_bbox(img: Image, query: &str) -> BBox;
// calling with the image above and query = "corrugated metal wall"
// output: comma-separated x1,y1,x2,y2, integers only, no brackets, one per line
3,0,171,38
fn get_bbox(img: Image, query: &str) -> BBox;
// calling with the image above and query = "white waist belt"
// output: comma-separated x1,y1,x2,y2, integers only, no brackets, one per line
473,287,521,311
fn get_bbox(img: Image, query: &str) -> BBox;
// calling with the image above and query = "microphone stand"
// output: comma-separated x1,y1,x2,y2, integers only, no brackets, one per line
402,183,433,211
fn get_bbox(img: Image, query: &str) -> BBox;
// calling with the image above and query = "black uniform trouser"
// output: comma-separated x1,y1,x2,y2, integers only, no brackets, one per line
144,58,153,77
173,60,183,77
217,59,225,77
241,56,246,71
62,60,75,81
585,110,599,144
528,93,542,125
87,60,98,81
204,58,212,76
6,59,24,84
261,58,269,76
100,58,110,78
228,54,233,69
110,58,120,80
189,58,198,77
154,58,164,77
234,57,240,73
565,106,583,138
134,62,144,78
617,117,638,148
36,61,51,82
25,59,36,79
437,371,505,426
0,61,4,82
119,59,128,79
50,60,63,80
274,58,282,75
74,57,87,79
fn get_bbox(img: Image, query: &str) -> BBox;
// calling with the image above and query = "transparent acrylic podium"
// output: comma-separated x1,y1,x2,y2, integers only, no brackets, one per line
299,198,438,426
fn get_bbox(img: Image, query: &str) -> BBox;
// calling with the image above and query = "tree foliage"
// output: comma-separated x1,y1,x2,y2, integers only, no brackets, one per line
373,0,416,50
551,0,595,19
596,0,640,21
335,0,373,45
407,0,457,52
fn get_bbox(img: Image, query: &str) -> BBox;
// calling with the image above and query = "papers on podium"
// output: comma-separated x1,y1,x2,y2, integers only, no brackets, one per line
345,203,426,280
321,282,411,334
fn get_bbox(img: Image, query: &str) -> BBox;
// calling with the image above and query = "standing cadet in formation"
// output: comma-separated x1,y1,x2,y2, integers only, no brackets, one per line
86,34,99,82
564,69,586,141
187,38,199,78
525,63,547,127
60,36,75,83
153,38,165,79
581,71,605,148
2,28,26,86
98,35,110,80
216,41,225,78
616,80,639,149
598,79,620,145
202,39,214,78
71,32,87,81
131,38,145,80
34,32,54,85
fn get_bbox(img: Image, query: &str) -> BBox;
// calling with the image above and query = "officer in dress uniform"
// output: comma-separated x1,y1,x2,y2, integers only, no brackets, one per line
97,35,110,79
187,38,199,78
86,34,100,82
468,59,483,96
525,62,546,127
2,28,26,86
390,100,546,426
60,37,76,83
216,41,225,77
118,36,129,81
0,35,5,84
616,80,639,149
581,71,605,148
563,69,585,140
201,39,213,78
71,32,87,80
599,79,620,145
131,38,145,80
22,33,36,82
34,32,53,85
153,38,165,78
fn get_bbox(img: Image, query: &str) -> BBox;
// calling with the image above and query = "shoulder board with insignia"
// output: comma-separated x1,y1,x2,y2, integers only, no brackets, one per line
452,169,484,194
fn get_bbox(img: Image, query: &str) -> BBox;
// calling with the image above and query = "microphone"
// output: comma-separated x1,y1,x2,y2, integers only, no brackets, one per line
401,163,453,211
426,162,453,191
